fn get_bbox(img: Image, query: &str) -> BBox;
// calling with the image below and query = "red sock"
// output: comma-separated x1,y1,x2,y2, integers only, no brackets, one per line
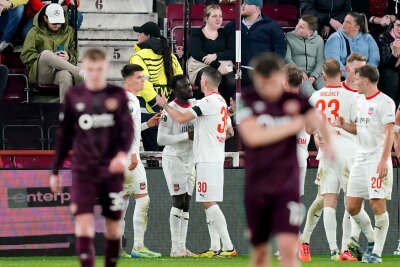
105,239,120,267
76,237,95,267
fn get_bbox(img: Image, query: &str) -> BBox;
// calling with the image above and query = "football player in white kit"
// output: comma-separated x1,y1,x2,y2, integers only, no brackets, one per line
157,75,196,257
120,64,161,258
308,59,358,261
394,106,400,256
156,67,237,257
336,65,395,263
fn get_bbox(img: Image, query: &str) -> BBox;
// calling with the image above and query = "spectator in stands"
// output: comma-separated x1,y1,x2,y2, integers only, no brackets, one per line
324,12,380,77
21,3,80,103
378,14,400,103
225,0,287,89
22,0,83,40
352,0,398,39
0,0,28,52
187,4,235,103
300,0,352,38
0,64,8,98
286,15,325,98
130,21,183,151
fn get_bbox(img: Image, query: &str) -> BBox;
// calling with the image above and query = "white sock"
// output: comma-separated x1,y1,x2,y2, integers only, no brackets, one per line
206,205,233,251
351,209,374,243
132,195,149,250
170,207,183,251
179,212,189,250
341,210,352,252
323,207,338,252
205,207,221,251
372,212,389,257
301,195,323,243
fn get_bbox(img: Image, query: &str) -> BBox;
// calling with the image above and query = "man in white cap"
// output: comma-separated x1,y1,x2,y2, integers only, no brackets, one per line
21,3,81,103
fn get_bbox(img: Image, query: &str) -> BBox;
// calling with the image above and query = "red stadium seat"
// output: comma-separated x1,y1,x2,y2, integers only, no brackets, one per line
13,155,54,168
262,3,299,31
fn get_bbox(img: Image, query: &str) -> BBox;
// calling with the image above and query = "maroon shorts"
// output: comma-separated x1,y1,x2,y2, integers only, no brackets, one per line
245,188,302,246
70,172,124,220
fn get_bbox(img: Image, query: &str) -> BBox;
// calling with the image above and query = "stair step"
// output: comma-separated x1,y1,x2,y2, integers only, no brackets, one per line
79,46,135,62
78,40,135,47
79,30,136,41
80,0,153,14
107,62,128,80
80,13,157,31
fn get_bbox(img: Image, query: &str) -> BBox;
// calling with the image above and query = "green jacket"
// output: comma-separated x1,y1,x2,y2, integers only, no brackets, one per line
285,31,325,79
21,5,77,83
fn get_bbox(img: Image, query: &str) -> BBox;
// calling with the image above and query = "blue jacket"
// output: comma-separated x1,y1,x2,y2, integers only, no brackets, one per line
324,28,380,75
225,15,287,67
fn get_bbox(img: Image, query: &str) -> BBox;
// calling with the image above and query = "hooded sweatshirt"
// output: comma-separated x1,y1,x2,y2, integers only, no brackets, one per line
324,28,380,75
21,5,77,83
286,30,325,79
129,37,183,114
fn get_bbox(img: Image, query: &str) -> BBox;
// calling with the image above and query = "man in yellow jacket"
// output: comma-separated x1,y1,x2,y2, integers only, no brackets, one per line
0,0,28,52
130,21,183,151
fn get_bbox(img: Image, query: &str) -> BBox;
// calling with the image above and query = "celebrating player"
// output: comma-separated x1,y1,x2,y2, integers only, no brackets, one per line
309,59,358,261
50,48,134,267
156,67,237,257
120,64,161,258
237,53,334,267
336,65,395,263
157,74,196,257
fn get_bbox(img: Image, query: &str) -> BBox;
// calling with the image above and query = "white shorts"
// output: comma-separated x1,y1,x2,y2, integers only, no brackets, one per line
123,160,148,196
318,156,354,195
299,165,307,196
195,162,224,202
347,156,393,200
162,154,195,196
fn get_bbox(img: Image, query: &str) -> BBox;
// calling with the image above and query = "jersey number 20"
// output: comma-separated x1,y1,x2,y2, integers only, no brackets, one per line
315,99,340,124
217,107,229,133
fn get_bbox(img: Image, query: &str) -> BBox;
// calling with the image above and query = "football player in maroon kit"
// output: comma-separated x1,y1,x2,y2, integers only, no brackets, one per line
50,48,134,267
237,53,334,267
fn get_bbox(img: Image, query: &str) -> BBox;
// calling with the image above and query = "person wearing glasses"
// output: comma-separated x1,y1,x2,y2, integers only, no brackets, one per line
21,3,81,103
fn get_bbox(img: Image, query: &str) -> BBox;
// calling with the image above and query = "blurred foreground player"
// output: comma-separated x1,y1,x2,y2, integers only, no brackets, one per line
50,48,134,267
237,53,334,267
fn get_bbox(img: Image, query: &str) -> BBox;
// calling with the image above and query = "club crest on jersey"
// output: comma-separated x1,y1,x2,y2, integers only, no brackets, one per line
75,102,85,112
104,97,119,112
174,184,180,192
368,107,374,115
140,182,146,190
161,114,168,122
283,99,301,115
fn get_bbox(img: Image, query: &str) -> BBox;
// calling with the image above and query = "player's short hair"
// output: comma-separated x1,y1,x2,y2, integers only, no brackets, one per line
283,64,303,88
121,64,144,79
355,65,380,83
322,58,341,78
202,66,222,87
301,15,318,32
170,74,188,90
250,53,284,78
81,47,108,61
346,53,367,64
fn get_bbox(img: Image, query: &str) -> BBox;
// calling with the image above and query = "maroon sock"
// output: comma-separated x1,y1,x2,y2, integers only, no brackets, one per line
105,239,120,267
76,237,95,267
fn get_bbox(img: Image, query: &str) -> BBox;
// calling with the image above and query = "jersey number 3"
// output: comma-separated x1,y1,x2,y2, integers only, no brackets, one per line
217,107,229,133
315,99,340,124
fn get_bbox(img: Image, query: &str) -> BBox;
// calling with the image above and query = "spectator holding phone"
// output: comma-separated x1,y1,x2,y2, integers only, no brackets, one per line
21,3,80,102
0,0,28,52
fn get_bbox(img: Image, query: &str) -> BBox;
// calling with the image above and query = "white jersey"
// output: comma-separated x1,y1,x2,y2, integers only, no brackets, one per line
309,85,358,159
189,92,231,163
355,91,395,161
159,99,196,157
127,91,141,156
297,128,310,167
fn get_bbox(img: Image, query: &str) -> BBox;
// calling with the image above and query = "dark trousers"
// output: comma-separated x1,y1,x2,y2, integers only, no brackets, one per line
0,64,8,99
141,113,161,152
380,68,399,105
194,68,236,103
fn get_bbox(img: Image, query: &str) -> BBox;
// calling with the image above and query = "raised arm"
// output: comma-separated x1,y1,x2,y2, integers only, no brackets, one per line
156,93,196,124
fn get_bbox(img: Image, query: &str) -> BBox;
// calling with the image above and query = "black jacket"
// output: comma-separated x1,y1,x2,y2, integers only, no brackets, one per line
300,0,352,26
378,29,397,68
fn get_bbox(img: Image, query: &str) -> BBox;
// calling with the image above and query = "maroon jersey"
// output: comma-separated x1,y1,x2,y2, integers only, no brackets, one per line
52,84,134,177
239,91,312,194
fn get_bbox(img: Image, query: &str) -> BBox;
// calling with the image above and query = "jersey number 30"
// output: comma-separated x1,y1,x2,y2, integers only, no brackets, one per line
217,107,229,133
315,99,340,124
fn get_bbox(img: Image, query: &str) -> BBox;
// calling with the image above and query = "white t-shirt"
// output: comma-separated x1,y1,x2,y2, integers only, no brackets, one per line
355,91,395,161
189,92,231,163
127,91,141,156
159,99,196,157
297,128,310,167
309,85,358,159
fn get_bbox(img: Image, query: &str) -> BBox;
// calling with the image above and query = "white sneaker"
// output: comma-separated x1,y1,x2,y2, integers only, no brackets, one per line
184,248,195,257
0,41,12,52
170,248,186,257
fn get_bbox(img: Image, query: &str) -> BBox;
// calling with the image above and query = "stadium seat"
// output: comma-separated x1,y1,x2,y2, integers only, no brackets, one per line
13,155,54,168
1,123,45,150
262,3,299,31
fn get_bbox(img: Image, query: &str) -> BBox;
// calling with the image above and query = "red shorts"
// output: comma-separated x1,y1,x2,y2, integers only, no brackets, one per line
70,172,124,220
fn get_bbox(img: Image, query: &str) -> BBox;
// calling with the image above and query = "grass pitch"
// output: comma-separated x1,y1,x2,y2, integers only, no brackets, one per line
0,255,400,267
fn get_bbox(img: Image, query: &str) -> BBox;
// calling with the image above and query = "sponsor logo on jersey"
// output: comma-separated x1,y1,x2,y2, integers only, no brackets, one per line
256,114,292,127
161,114,168,122
104,97,119,112
78,113,115,130
174,184,180,192
140,182,146,190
